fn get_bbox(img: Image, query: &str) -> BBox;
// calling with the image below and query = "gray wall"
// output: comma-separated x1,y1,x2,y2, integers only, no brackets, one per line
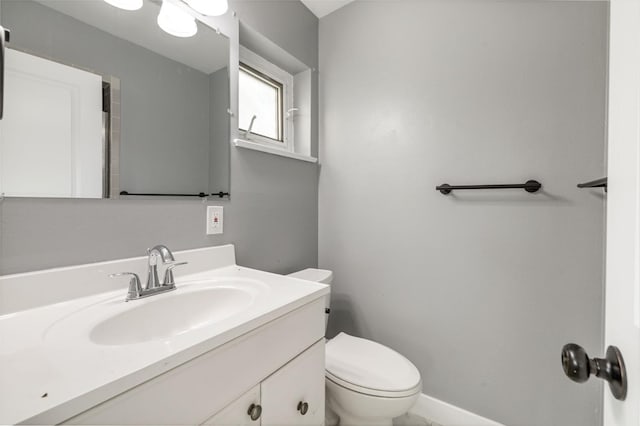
2,0,219,194
319,2,607,426
0,0,319,276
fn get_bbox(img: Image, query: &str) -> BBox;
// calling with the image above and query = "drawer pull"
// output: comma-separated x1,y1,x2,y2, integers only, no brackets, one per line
297,401,309,415
247,403,262,421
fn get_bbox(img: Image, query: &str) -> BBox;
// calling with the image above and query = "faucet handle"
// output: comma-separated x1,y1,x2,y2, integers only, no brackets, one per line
163,261,188,288
109,272,142,301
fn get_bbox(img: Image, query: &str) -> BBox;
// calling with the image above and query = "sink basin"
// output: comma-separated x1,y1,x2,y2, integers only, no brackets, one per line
90,286,254,346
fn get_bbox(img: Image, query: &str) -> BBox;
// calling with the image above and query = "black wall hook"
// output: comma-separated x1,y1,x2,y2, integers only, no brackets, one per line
561,343,627,401
577,177,607,192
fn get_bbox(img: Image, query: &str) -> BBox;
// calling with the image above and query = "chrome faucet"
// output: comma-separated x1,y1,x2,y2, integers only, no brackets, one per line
109,245,188,301
147,244,175,289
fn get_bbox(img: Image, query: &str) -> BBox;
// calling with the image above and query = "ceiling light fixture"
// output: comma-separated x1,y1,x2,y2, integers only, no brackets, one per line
185,0,228,16
104,0,143,11
157,0,198,38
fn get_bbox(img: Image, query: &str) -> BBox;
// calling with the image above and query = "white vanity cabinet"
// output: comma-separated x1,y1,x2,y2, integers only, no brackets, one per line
64,299,325,425
204,339,325,426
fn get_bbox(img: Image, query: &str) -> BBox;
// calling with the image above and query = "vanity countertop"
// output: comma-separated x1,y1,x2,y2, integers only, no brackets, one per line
0,245,328,425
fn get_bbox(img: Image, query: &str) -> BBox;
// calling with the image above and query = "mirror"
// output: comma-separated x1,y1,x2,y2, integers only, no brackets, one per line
0,0,230,198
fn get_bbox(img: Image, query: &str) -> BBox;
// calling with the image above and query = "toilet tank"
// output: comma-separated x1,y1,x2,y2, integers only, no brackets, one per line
287,268,332,332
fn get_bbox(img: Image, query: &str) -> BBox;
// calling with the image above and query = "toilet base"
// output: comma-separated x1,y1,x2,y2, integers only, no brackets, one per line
326,403,340,426
328,396,393,426
334,409,393,426
326,379,419,426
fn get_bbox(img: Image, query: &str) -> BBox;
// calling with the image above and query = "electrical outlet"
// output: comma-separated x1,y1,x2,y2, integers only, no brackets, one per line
206,206,223,235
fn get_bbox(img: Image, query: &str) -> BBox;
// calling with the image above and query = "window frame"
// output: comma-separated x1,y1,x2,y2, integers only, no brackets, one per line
238,46,294,152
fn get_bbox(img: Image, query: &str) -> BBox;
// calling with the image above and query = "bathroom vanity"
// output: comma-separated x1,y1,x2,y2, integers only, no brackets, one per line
0,245,328,425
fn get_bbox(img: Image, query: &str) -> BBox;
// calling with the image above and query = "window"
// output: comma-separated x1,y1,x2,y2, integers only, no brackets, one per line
239,47,293,151
239,64,283,142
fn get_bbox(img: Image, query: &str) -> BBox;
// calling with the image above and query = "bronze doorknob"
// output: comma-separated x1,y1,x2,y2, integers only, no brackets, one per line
561,343,627,401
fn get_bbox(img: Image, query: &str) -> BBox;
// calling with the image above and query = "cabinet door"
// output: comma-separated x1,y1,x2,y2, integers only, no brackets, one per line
260,340,325,426
201,385,261,426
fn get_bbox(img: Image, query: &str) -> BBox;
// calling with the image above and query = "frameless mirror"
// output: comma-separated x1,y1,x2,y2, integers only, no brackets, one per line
0,0,230,198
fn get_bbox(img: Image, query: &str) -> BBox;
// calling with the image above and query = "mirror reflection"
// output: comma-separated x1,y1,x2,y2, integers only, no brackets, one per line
0,0,230,198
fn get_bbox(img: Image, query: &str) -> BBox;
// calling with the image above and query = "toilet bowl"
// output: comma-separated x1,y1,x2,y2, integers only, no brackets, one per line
288,269,422,426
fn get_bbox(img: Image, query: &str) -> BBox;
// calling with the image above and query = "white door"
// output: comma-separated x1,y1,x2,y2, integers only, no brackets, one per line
603,0,640,424
0,49,103,198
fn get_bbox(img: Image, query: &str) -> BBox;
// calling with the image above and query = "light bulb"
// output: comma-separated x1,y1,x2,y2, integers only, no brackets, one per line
104,0,143,11
186,0,228,16
157,0,198,38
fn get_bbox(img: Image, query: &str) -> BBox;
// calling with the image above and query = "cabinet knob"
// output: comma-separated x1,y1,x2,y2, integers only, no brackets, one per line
247,403,262,421
297,401,309,415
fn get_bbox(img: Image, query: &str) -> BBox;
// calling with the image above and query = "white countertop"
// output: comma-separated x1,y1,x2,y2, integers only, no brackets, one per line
0,245,328,425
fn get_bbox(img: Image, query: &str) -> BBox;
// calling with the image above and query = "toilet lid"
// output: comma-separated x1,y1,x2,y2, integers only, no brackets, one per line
325,332,422,397
287,268,333,284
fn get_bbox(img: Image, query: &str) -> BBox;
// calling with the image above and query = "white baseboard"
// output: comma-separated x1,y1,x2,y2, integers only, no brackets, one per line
408,393,504,426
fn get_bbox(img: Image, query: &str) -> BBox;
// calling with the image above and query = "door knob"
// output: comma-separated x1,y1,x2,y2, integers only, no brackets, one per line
561,343,627,401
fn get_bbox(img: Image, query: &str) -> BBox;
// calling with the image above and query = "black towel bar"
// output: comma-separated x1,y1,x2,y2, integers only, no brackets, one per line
436,180,542,195
120,191,230,198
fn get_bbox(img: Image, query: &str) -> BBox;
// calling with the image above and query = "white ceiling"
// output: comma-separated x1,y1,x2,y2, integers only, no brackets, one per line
300,0,355,18
300,0,610,19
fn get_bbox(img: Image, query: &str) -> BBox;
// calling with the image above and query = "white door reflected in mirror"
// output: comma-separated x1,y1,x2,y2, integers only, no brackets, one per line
0,49,103,198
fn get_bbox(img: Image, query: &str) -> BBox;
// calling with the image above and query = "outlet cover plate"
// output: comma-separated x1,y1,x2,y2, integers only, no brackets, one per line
206,206,223,235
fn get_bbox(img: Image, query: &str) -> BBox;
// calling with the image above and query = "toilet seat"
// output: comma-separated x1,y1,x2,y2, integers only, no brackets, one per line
325,332,422,398
326,371,422,398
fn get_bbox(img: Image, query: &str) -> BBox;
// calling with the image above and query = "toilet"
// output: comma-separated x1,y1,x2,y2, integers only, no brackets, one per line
288,269,422,426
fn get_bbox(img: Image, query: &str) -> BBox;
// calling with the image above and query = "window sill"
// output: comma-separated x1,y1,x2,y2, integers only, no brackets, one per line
233,139,318,163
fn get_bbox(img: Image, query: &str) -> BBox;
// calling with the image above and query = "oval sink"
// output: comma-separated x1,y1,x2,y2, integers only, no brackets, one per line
90,287,253,346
